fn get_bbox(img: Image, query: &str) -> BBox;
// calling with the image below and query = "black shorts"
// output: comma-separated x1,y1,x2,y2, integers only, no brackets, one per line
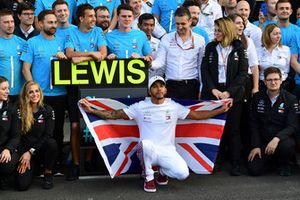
67,86,80,123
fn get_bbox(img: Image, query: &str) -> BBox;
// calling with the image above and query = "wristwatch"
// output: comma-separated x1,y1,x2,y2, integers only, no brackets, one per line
29,148,36,155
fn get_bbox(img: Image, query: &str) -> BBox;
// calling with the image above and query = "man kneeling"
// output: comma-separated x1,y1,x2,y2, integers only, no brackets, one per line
80,76,231,192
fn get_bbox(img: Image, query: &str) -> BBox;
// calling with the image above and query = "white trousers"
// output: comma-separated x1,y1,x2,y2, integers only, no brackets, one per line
137,140,189,181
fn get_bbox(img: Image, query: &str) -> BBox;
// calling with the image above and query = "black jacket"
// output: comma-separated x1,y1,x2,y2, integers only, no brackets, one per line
201,39,248,103
250,89,299,148
0,101,20,152
13,25,39,41
20,104,55,153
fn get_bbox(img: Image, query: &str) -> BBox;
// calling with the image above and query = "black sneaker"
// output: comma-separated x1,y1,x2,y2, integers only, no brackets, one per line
0,177,9,190
53,162,64,177
42,173,53,189
66,165,79,181
230,164,242,176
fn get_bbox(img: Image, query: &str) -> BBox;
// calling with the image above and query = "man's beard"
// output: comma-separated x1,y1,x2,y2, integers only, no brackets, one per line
98,21,109,30
191,18,198,27
44,27,56,36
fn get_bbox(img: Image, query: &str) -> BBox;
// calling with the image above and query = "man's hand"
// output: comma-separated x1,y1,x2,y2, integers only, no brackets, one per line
0,149,11,163
107,53,117,60
71,57,83,64
220,99,233,112
53,52,68,60
130,53,140,59
248,148,262,162
142,55,153,62
17,152,31,174
265,137,280,155
79,98,94,113
90,52,104,61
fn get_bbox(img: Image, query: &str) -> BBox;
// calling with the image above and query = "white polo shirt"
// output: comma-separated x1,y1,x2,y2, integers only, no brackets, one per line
148,36,163,77
151,31,205,82
246,37,259,74
141,0,153,13
123,97,190,147
244,21,262,51
257,45,291,81
197,0,222,41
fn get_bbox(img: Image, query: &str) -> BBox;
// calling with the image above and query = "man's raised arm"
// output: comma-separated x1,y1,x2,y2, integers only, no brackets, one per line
79,99,129,120
186,100,232,120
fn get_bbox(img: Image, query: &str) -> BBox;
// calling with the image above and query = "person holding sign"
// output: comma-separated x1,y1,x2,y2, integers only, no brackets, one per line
105,4,152,61
79,75,232,193
64,3,107,181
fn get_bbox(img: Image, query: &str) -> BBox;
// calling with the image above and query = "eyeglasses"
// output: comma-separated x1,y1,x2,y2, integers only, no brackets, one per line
265,78,281,82
22,12,34,16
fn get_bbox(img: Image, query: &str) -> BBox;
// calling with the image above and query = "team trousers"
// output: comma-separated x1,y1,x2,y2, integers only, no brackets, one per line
0,150,19,178
44,95,67,162
248,138,295,176
15,139,58,191
137,140,189,182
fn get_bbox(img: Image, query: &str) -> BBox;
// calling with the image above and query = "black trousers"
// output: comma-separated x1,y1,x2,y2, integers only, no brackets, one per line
204,84,243,165
221,102,243,164
44,95,67,162
166,79,200,100
15,139,58,191
292,84,300,151
248,138,295,176
0,150,19,178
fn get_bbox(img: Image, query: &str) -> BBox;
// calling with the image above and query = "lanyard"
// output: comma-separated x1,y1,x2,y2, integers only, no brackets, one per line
174,33,195,50
218,44,231,73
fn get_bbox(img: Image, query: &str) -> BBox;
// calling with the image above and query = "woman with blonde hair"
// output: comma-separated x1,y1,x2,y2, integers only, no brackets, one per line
201,17,248,176
0,76,20,189
15,81,58,190
257,23,291,90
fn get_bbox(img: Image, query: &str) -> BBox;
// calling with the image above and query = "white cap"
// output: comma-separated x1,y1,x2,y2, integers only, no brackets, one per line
148,76,166,89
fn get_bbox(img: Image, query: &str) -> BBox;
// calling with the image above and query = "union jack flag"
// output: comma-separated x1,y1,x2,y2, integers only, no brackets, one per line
79,98,227,178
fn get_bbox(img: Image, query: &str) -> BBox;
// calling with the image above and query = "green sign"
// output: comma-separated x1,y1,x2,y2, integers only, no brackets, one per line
51,59,148,87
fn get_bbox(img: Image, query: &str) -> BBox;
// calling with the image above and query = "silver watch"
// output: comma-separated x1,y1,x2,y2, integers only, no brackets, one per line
29,148,36,155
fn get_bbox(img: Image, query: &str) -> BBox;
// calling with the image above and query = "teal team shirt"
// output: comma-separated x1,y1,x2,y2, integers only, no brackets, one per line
192,27,209,45
55,24,77,40
152,0,183,33
291,34,300,85
0,35,26,95
76,0,120,19
105,29,152,58
279,23,300,48
65,27,107,52
34,0,76,24
20,34,66,96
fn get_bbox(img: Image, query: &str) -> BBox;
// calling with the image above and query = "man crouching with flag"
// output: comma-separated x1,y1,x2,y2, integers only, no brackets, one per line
79,76,232,193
